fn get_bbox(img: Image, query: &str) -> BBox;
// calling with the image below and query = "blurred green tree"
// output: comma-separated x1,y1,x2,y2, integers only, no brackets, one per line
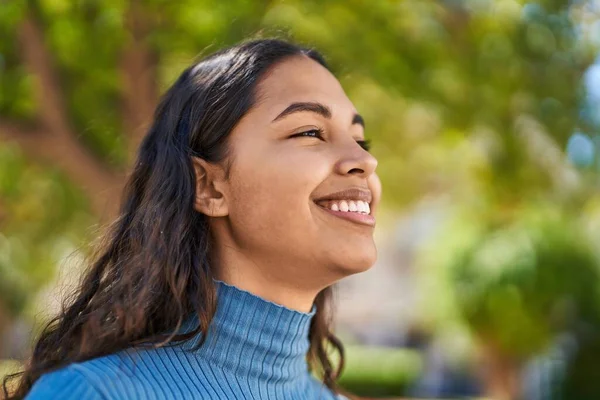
423,205,600,399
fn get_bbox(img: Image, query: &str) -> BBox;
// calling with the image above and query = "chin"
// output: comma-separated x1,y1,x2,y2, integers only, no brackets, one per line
335,249,378,276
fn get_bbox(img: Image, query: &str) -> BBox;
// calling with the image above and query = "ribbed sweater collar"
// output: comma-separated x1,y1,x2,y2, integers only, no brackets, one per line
181,279,317,383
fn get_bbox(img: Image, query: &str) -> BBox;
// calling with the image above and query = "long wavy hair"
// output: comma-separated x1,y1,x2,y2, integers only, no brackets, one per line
3,38,347,399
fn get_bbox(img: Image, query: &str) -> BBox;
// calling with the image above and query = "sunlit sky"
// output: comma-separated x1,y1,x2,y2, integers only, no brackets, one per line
586,57,600,103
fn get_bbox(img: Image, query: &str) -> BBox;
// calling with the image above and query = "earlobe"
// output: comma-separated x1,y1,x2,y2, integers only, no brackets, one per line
191,156,229,217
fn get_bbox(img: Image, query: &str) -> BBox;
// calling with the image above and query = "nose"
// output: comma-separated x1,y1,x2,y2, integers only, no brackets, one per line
334,140,378,178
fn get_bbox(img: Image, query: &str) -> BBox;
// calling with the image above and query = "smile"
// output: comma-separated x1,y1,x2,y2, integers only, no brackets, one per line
314,199,376,227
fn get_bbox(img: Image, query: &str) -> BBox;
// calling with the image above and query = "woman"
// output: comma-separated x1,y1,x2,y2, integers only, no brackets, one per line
5,38,380,399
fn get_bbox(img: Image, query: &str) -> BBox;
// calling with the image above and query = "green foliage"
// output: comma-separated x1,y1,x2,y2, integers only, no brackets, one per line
0,143,92,316
0,1,32,120
336,345,422,397
560,334,600,400
432,205,600,359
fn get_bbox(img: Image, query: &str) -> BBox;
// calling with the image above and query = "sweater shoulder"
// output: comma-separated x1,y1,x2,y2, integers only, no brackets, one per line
26,348,162,399
25,364,105,399
27,346,215,399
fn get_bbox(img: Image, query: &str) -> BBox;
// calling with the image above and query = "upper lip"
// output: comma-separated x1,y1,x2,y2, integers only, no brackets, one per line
314,188,372,204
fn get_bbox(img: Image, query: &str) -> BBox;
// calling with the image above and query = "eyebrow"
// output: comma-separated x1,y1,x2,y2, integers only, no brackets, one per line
271,101,365,128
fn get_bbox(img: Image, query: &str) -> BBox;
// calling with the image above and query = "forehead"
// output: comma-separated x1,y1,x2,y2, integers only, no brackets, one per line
254,55,355,113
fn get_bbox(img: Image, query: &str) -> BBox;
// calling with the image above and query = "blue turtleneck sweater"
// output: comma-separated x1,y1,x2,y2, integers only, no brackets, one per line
26,280,345,399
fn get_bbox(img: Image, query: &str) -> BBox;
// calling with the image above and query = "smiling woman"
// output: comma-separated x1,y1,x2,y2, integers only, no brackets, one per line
4,38,380,400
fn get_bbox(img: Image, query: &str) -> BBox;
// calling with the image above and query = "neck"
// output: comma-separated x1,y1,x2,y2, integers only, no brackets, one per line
210,242,325,313
215,270,319,313
181,279,317,383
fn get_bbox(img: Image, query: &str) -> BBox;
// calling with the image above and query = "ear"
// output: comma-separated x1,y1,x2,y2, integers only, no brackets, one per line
191,156,229,217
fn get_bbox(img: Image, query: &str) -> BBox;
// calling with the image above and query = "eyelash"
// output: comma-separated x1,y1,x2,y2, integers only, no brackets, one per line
292,128,371,152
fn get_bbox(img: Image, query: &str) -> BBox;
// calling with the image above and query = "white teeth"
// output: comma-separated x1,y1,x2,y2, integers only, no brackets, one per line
339,200,349,212
324,199,370,214
356,201,367,214
348,201,357,212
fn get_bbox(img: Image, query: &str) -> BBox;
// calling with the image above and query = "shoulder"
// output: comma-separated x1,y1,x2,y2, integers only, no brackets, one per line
26,348,154,400
26,364,105,399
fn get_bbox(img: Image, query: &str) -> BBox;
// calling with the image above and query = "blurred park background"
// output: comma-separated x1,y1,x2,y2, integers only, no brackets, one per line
1,0,600,399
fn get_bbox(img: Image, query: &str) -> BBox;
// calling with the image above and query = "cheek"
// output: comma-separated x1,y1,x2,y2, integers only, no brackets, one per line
227,148,330,240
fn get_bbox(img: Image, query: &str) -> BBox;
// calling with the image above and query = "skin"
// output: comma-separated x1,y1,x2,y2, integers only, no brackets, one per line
192,55,381,313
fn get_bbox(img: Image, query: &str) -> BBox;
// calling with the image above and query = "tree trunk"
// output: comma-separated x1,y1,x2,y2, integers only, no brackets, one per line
478,340,522,400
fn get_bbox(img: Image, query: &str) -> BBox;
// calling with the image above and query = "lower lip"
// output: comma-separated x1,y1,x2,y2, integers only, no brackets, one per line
315,204,376,227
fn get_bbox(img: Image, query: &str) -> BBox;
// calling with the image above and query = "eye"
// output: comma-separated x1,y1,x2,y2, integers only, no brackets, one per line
290,128,325,140
290,129,371,151
357,139,371,152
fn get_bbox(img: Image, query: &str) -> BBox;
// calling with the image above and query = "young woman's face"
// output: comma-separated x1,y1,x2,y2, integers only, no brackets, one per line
221,55,380,285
